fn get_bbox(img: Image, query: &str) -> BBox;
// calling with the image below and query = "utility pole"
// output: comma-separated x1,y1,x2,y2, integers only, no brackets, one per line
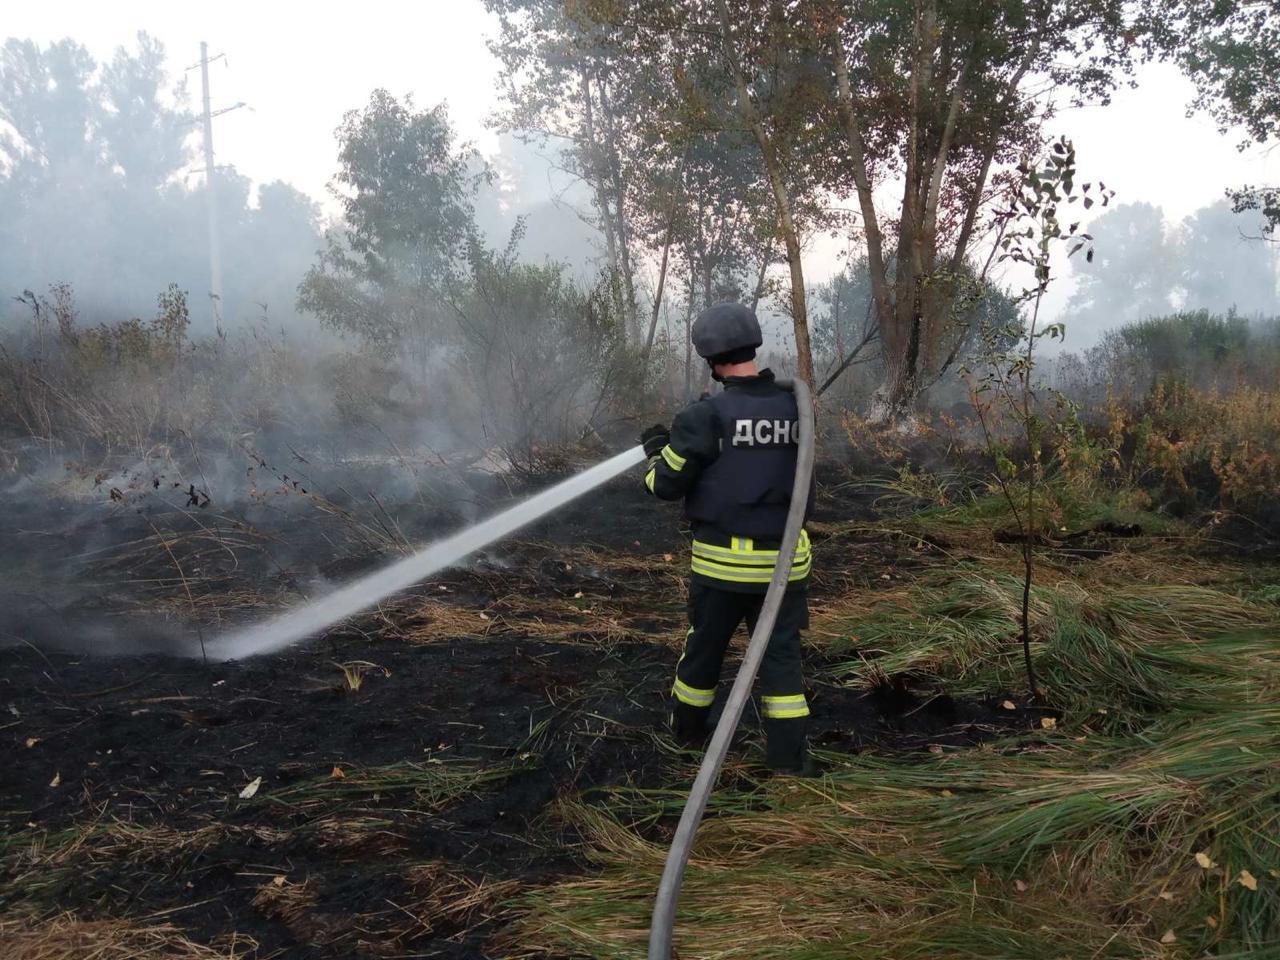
189,43,245,333
198,42,223,332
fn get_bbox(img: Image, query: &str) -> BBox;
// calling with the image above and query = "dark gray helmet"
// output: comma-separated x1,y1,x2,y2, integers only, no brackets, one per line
692,301,763,361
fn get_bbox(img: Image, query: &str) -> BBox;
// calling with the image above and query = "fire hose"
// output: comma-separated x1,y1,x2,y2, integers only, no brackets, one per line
647,376,815,960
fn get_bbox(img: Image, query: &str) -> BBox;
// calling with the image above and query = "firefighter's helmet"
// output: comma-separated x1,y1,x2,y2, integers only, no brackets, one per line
692,302,763,363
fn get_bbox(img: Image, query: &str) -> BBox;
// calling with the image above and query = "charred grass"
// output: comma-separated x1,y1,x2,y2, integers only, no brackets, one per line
2,460,1277,957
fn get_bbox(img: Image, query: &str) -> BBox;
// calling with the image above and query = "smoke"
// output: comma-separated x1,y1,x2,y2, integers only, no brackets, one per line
0,35,632,663
0,36,324,336
0,417,519,658
209,446,644,660
1060,200,1280,350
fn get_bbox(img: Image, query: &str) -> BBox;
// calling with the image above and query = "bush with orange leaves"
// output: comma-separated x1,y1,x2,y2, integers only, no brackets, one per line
1131,380,1280,510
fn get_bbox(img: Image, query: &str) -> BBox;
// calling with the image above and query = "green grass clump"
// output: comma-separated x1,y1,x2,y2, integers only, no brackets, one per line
518,539,1279,959
876,472,1180,544
826,569,1279,720
520,705,1279,959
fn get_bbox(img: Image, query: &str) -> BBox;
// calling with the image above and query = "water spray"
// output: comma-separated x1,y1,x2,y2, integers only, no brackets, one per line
209,445,647,660
209,376,816,960
646,377,815,959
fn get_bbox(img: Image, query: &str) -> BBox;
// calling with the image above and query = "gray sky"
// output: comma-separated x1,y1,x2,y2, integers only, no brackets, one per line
6,1,1277,349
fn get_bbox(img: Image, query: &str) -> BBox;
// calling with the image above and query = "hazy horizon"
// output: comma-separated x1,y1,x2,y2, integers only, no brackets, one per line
4,1,1278,353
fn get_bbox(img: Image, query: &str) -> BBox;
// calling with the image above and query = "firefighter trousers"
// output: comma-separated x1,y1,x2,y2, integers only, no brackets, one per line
670,579,809,770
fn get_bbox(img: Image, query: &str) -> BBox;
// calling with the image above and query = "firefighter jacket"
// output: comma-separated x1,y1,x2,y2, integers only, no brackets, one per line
643,369,814,593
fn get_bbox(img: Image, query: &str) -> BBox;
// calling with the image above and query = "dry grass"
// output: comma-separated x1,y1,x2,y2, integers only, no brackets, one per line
812,562,1280,722
251,875,321,930
1,820,226,907
399,861,523,935
515,504,1279,960
252,757,531,821
399,586,682,645
521,705,1279,959
1,912,257,960
301,815,407,858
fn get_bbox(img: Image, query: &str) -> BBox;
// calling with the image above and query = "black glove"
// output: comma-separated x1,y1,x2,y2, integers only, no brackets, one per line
640,423,670,458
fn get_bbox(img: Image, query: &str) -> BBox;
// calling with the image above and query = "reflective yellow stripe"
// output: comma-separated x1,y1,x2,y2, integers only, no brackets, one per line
691,546,812,568
690,557,811,583
693,529,811,561
691,546,811,565
673,677,715,707
690,554,813,575
644,465,657,493
762,694,810,719
660,445,686,471
690,557,812,578
689,529,811,583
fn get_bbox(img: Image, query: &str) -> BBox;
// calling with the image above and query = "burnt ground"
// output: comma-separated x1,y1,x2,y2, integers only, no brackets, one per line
0,460,1043,958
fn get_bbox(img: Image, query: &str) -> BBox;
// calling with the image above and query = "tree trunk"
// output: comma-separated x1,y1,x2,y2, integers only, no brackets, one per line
643,214,676,364
580,72,626,326
833,282,846,361
749,236,772,312
718,0,813,386
597,79,639,341
683,266,695,401
832,27,894,338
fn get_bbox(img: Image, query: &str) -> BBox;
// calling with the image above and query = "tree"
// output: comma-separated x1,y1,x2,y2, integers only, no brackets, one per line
824,0,1139,419
0,34,201,322
713,0,830,387
0,34,322,331
965,137,1098,698
1065,200,1279,344
446,226,633,470
813,254,1020,397
486,1,1149,410
638,127,779,369
298,90,480,370
1156,1,1280,237
1178,200,1280,315
483,0,642,338
0,38,101,174
1065,202,1178,337
486,1,833,387
97,32,190,189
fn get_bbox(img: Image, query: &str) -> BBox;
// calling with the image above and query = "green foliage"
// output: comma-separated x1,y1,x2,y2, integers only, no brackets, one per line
1115,310,1252,377
448,226,638,471
298,90,480,360
903,477,1173,542
1158,1,1280,236
0,34,320,329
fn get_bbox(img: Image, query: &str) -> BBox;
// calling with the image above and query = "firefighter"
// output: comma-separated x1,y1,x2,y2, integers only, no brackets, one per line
640,301,814,775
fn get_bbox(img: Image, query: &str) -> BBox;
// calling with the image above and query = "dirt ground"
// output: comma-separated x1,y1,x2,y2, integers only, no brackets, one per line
1,462,1042,958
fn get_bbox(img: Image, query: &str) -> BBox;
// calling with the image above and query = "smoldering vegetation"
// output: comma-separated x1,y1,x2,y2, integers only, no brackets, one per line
3,6,1280,960
0,37,652,657
0,276,646,656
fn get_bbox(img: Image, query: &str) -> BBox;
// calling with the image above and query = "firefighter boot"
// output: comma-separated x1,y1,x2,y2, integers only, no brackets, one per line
670,700,710,747
764,717,814,775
